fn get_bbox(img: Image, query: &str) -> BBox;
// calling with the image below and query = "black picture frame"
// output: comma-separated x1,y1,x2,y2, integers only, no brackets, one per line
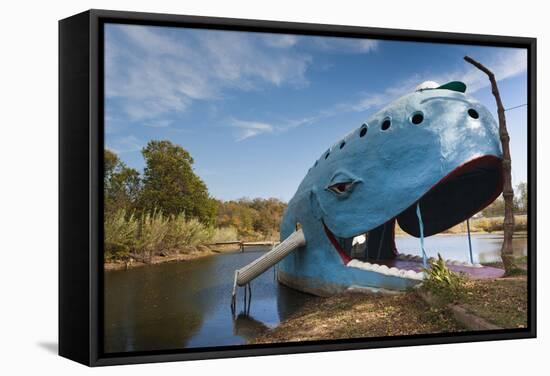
59,9,537,367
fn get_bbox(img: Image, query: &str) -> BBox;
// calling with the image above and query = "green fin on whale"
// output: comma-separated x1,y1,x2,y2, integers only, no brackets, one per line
437,81,467,93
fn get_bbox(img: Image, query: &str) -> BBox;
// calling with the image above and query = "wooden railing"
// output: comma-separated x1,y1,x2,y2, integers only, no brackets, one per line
207,240,280,252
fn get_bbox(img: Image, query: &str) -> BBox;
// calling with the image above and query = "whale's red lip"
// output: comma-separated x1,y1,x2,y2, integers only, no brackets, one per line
323,221,352,264
323,155,503,265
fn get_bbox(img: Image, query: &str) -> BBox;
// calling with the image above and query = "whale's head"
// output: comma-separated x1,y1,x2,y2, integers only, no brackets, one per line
279,81,503,295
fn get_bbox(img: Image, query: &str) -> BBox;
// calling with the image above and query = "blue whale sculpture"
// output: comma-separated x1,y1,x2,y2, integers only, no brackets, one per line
275,81,504,296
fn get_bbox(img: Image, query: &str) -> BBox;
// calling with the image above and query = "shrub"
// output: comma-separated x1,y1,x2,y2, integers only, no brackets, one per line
475,218,496,233
135,209,170,262
104,209,137,261
210,226,238,243
422,254,466,302
104,208,245,262
166,213,213,251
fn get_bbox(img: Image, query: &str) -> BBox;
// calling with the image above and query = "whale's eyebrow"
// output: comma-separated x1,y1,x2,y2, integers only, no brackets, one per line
420,96,471,105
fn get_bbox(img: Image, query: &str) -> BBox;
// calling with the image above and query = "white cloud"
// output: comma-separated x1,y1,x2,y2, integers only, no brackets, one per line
460,49,527,92
143,119,172,128
106,135,143,154
105,25,312,121
231,119,274,141
266,48,527,136
357,40,379,53
341,48,528,115
262,34,299,48
311,37,379,54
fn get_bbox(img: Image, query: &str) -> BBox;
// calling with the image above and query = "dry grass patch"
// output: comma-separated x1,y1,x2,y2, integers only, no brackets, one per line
253,291,461,344
461,276,527,329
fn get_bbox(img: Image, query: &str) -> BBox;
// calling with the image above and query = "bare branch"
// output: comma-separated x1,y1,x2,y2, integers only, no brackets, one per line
464,55,516,275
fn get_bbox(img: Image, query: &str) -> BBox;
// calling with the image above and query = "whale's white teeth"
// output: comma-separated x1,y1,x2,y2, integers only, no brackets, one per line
347,259,424,280
350,253,485,280
395,253,483,268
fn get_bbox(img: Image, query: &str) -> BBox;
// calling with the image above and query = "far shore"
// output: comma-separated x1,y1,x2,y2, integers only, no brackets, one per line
104,224,528,271
395,230,527,237
104,243,244,271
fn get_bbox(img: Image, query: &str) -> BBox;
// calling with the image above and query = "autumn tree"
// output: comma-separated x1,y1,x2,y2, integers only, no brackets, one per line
104,149,141,215
139,140,217,224
514,182,528,214
216,198,287,240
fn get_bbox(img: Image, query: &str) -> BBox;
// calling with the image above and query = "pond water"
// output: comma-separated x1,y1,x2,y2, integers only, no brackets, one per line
104,233,527,353
104,248,314,353
395,232,527,264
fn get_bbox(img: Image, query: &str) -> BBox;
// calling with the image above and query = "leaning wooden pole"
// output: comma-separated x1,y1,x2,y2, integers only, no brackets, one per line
464,55,516,275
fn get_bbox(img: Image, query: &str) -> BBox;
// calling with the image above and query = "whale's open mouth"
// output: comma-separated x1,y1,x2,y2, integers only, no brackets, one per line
323,155,503,280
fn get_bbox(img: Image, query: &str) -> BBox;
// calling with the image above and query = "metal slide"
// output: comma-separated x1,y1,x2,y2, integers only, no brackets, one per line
231,229,305,310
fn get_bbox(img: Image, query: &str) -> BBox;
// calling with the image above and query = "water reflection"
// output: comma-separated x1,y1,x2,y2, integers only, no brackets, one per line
233,313,270,342
104,248,313,353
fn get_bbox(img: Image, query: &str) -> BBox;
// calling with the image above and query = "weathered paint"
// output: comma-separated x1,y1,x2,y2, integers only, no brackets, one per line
278,82,503,295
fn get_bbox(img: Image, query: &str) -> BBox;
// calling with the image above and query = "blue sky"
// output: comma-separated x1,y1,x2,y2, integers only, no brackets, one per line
104,24,528,202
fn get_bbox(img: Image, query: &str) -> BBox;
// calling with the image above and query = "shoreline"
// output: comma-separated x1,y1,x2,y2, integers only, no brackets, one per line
104,243,243,271
395,230,527,237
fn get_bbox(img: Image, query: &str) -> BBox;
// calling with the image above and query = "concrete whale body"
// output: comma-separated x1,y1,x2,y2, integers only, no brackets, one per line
278,81,504,296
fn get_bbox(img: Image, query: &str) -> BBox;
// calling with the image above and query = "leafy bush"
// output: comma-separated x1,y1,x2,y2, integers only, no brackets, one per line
135,209,170,262
165,213,213,251
422,254,466,302
104,209,137,262
475,218,495,233
476,216,528,233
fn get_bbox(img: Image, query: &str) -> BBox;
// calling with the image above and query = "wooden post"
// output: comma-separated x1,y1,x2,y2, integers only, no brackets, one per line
464,55,516,275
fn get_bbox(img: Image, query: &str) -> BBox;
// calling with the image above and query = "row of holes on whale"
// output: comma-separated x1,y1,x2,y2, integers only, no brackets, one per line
311,107,481,195
319,108,480,161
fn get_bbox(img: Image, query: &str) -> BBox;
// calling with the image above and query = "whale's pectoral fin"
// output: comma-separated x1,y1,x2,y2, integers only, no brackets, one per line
309,188,324,221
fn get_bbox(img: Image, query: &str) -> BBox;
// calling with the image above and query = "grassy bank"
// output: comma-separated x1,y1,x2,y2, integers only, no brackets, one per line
104,242,241,271
253,274,527,344
104,209,240,266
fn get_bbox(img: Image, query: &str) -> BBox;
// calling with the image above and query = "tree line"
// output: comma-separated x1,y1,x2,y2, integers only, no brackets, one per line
481,182,527,218
104,140,287,262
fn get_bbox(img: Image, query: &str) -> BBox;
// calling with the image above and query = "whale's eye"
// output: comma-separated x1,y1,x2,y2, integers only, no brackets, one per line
468,108,479,119
340,141,346,149
381,117,391,130
328,182,353,194
411,111,424,125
